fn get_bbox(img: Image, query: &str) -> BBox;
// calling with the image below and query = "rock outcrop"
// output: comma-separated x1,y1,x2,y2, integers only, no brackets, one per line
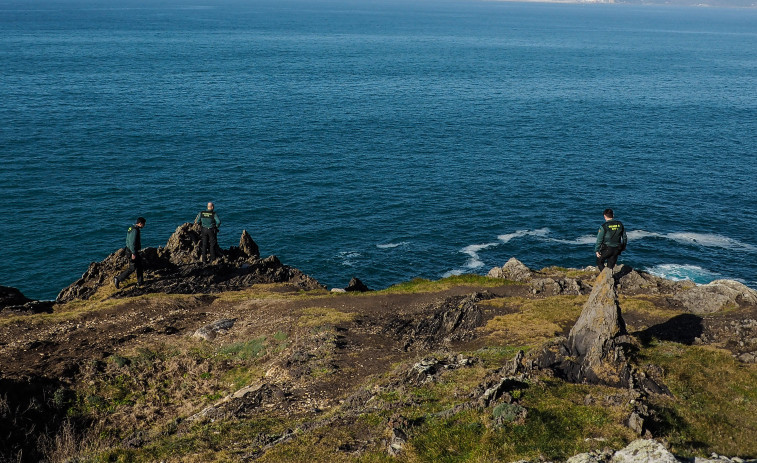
345,277,371,292
568,439,680,463
0,286,54,314
531,268,633,388
1,286,31,309
673,279,757,314
487,257,533,282
56,223,322,303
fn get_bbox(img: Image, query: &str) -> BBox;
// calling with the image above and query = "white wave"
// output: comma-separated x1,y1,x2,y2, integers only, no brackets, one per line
547,234,596,245
644,263,721,284
338,251,361,267
626,230,662,240
376,241,409,249
628,230,755,251
665,232,756,251
442,269,464,278
461,242,500,269
497,228,550,244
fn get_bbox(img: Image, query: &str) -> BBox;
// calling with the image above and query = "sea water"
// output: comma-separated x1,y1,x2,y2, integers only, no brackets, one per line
1,0,756,300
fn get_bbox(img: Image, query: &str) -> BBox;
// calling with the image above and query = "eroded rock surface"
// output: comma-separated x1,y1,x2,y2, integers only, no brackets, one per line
673,279,757,315
531,268,633,388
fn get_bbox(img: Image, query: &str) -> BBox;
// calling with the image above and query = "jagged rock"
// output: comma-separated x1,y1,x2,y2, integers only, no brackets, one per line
0,286,53,314
610,439,678,463
345,277,371,292
164,222,204,264
488,257,532,281
193,318,237,341
530,268,635,388
0,286,31,309
568,268,628,358
673,279,757,314
56,226,323,302
531,277,587,296
239,230,260,259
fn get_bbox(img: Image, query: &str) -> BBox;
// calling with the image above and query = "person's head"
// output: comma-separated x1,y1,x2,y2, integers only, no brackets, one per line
603,208,614,220
136,217,146,228
207,202,214,211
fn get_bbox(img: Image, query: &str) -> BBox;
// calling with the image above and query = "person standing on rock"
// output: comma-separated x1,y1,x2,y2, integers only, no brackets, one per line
195,202,221,264
114,217,146,289
594,208,627,272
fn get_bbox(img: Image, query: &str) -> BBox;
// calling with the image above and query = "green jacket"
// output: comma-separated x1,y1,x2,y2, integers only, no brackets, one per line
195,210,221,229
125,225,141,255
595,219,627,252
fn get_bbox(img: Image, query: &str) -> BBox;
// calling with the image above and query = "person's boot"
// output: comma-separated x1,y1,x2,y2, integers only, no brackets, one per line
114,277,120,289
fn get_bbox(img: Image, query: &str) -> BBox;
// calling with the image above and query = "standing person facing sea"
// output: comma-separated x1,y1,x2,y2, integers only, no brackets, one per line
114,217,146,288
195,202,221,264
594,208,627,272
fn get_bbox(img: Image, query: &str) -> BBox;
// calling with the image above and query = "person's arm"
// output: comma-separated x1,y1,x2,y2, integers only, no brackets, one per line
126,228,137,258
594,227,605,255
214,214,221,229
621,228,628,249
194,212,201,224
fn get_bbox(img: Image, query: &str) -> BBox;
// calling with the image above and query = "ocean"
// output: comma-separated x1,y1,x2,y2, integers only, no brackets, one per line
1,0,756,301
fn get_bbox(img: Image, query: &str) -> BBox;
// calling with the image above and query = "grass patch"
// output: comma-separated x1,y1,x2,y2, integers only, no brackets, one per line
641,341,757,458
297,307,357,328
482,296,586,346
380,274,516,294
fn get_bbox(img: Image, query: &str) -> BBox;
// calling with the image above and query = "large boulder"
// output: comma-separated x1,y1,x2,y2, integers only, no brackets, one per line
673,279,757,314
610,439,679,463
487,257,532,282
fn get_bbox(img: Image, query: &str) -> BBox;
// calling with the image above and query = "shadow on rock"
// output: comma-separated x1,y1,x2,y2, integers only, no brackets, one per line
636,314,704,347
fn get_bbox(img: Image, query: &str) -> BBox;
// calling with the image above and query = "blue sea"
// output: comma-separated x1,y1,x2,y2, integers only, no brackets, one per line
1,0,756,301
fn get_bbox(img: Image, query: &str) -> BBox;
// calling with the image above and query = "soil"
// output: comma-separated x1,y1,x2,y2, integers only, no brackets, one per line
1,271,756,462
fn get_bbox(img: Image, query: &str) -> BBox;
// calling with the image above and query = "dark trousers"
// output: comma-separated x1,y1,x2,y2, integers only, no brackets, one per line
200,227,217,263
596,246,621,271
117,253,143,284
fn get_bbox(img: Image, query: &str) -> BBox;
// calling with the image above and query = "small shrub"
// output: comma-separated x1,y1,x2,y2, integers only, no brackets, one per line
492,403,527,426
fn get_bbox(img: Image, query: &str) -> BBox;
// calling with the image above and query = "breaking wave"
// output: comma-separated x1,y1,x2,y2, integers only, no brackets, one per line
643,264,722,284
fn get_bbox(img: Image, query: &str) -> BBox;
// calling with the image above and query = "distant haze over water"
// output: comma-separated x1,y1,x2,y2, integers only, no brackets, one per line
1,0,756,300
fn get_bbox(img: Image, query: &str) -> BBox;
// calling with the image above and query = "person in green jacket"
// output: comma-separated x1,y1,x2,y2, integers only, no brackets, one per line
195,202,221,263
114,217,146,288
594,208,627,272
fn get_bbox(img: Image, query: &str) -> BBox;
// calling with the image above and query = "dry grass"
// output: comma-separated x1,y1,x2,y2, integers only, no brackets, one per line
297,307,358,328
481,296,586,346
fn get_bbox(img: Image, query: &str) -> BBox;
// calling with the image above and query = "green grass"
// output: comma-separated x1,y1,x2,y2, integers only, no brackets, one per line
641,341,757,458
379,274,516,294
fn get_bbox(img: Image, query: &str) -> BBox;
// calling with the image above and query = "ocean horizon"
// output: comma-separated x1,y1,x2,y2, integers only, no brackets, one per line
2,0,756,300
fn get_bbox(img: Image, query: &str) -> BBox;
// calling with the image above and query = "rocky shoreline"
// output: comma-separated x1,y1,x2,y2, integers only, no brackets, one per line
1,228,757,462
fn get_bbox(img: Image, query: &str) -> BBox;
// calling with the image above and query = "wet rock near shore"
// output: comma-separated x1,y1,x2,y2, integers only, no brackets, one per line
56,223,322,303
0,286,54,314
